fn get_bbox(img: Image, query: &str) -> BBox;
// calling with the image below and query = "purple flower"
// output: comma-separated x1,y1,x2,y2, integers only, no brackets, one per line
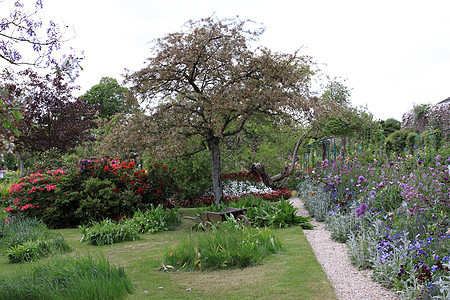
360,203,368,211
355,208,363,217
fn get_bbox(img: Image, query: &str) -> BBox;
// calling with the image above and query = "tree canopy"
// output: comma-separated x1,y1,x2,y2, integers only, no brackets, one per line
115,17,339,203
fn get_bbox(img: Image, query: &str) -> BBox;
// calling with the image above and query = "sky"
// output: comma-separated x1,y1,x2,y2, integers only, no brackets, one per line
3,0,450,121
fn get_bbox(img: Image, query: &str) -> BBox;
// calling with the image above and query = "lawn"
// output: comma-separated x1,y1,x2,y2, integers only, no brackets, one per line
0,208,336,299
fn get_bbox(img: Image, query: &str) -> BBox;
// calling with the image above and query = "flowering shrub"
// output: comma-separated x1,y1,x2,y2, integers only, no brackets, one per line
3,170,70,227
4,157,178,228
300,149,450,298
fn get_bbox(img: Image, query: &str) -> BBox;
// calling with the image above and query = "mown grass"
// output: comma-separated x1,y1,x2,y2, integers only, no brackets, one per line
0,208,337,299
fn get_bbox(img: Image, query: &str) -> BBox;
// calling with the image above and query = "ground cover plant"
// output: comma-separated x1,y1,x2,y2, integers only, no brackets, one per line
0,255,134,299
299,147,450,299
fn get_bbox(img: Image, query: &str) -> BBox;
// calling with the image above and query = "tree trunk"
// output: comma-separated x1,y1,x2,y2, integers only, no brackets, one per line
207,137,223,205
249,129,310,190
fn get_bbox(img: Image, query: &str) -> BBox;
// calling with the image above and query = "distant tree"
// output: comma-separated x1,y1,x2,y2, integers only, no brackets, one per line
2,69,96,168
81,77,139,119
381,118,401,137
319,80,356,157
124,17,337,204
321,80,351,105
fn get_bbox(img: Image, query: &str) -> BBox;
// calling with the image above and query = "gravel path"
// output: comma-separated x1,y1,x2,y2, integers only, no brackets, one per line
290,196,397,300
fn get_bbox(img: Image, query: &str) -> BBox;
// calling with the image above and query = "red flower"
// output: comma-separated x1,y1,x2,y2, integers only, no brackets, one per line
156,190,162,194
104,165,110,171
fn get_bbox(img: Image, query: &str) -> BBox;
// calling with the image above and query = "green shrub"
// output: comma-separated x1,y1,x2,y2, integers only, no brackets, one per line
151,153,212,204
160,220,283,271
79,219,139,246
130,205,180,234
0,255,134,299
386,129,414,154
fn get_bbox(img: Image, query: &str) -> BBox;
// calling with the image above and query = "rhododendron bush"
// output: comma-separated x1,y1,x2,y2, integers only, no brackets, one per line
4,157,177,228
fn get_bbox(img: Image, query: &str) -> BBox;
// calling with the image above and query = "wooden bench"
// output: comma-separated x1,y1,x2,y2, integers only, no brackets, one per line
184,207,251,226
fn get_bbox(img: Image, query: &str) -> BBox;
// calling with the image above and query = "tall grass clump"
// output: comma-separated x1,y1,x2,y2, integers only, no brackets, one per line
160,219,283,271
130,205,180,233
79,219,139,246
0,255,134,299
0,217,70,263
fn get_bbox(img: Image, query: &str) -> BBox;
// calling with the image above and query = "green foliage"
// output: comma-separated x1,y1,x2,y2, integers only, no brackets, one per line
0,218,47,251
0,255,134,299
406,131,418,153
381,118,401,137
221,117,305,176
131,205,180,234
157,153,212,203
79,219,139,246
23,147,66,174
386,129,415,154
323,108,363,138
160,220,283,271
321,80,351,105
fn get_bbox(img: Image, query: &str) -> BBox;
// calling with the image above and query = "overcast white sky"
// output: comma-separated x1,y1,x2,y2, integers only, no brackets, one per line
4,0,450,121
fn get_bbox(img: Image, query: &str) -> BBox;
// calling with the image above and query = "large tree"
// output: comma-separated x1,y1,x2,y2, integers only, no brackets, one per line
125,17,336,204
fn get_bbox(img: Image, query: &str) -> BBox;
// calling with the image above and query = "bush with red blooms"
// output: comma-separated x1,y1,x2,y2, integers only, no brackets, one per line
4,157,177,228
